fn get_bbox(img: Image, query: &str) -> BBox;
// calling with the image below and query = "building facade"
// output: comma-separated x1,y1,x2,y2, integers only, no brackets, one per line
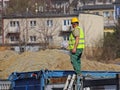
76,0,120,33
2,0,120,52
3,13,103,52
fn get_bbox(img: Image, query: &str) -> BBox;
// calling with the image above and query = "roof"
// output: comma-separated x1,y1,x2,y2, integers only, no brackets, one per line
3,13,78,19
3,12,102,19
82,4,114,10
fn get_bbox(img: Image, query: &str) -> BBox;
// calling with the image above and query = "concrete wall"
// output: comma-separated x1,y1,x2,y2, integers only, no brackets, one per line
79,14,104,47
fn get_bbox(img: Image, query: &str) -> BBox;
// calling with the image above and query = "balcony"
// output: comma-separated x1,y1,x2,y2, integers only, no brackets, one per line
60,26,71,35
62,25,71,31
104,18,116,28
6,26,20,36
8,40,20,44
8,27,20,33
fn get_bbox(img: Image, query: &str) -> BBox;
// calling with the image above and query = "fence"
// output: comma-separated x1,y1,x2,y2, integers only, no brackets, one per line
0,80,12,90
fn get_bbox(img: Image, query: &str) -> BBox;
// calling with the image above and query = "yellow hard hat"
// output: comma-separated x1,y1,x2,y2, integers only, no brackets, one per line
71,17,79,23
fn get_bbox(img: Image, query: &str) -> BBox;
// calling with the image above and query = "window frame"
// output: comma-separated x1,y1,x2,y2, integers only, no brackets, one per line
47,20,53,27
10,21,19,27
30,20,37,27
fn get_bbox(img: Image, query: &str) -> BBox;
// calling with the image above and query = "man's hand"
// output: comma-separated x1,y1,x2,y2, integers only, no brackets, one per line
72,48,76,53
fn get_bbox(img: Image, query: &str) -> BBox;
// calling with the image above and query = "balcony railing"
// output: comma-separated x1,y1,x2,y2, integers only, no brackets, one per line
62,26,72,32
7,27,20,33
8,40,19,44
104,18,116,27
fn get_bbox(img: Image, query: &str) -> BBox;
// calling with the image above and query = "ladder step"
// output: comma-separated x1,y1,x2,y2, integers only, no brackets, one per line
68,74,76,90
63,74,76,90
63,75,72,90
64,74,84,90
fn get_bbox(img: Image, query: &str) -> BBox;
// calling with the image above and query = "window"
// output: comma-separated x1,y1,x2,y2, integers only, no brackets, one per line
47,20,53,27
103,11,110,17
95,12,99,15
10,36,14,41
10,36,19,41
63,19,71,26
63,35,69,41
112,11,114,17
116,8,120,16
30,36,36,42
10,21,19,27
67,20,70,25
30,21,36,27
62,19,71,31
20,47,24,52
64,20,67,25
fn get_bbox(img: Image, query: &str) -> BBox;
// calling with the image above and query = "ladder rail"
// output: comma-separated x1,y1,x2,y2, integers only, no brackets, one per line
63,75,72,90
68,74,76,90
63,74,84,90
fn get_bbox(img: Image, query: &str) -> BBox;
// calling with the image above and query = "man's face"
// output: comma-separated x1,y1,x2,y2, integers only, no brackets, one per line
71,23,77,28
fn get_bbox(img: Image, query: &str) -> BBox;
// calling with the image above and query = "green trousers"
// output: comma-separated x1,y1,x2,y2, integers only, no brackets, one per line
70,49,83,74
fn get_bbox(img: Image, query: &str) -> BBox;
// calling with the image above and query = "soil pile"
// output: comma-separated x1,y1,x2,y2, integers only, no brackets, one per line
0,49,120,79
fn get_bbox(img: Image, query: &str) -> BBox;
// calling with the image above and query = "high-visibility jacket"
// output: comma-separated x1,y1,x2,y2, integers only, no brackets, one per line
69,26,85,50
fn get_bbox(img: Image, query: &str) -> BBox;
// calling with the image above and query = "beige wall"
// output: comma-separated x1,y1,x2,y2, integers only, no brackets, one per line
79,14,104,47
3,13,104,48
3,17,69,47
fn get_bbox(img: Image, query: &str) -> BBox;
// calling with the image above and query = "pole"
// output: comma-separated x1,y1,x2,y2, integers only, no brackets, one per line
1,0,4,44
116,74,120,90
76,75,84,90
40,70,45,90
24,8,28,51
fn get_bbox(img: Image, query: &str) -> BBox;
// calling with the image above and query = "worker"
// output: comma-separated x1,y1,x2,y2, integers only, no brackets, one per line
68,17,85,75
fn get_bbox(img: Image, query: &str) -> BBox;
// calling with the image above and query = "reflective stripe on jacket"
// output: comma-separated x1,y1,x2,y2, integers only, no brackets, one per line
69,26,85,50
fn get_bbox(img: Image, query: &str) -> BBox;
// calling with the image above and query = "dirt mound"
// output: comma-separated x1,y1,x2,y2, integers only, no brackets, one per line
0,49,120,79
0,49,72,79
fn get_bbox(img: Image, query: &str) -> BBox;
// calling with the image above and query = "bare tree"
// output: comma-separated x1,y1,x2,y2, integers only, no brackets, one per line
6,0,73,15
33,18,60,49
101,18,120,61
5,0,45,15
